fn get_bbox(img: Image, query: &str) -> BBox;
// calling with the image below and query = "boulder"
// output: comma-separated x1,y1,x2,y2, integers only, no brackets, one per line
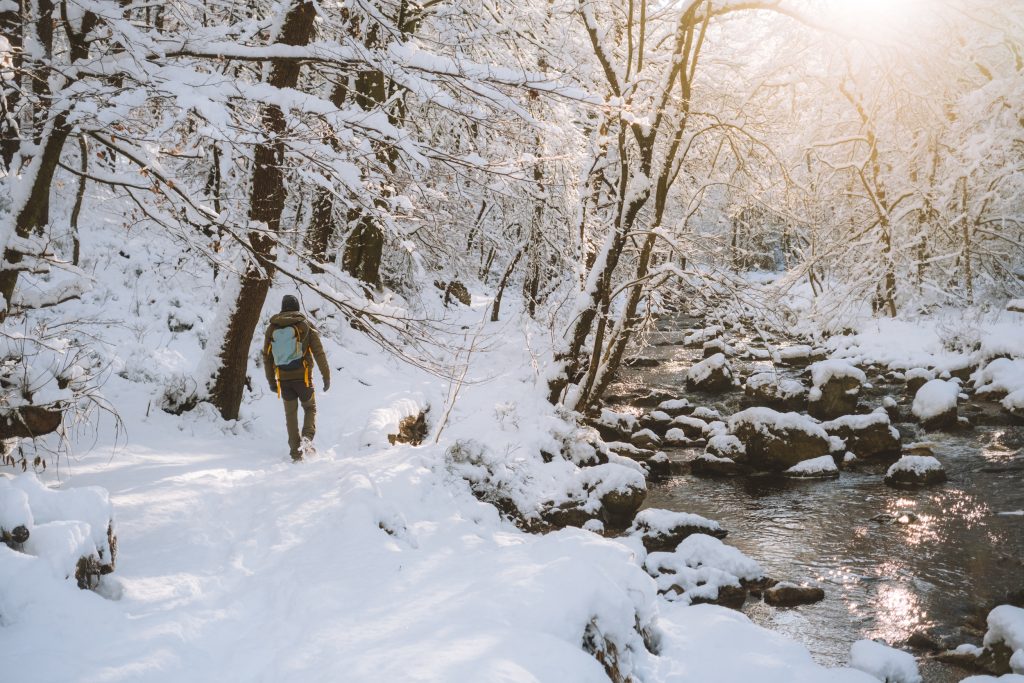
822,411,902,459
628,508,728,553
905,368,936,395
705,434,745,459
690,584,748,609
808,360,866,420
691,452,741,476
702,338,733,358
744,372,807,411
912,379,960,430
657,398,695,417
668,415,708,439
763,582,826,606
728,407,832,471
590,409,638,442
631,428,663,450
685,353,736,393
773,344,814,367
885,455,947,488
639,411,673,435
599,482,647,529
784,455,839,479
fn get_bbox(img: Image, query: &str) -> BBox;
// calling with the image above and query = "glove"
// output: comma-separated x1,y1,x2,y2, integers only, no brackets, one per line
323,377,330,393
269,381,278,394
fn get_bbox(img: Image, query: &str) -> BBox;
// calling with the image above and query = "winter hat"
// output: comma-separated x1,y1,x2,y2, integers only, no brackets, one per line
281,294,300,312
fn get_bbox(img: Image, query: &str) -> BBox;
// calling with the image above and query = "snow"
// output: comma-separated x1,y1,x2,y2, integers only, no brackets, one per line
629,509,722,538
849,639,922,683
746,371,806,399
985,605,1024,671
809,360,866,400
886,455,943,477
658,398,692,411
911,379,959,420
785,455,839,476
655,533,764,582
691,406,722,421
686,353,732,384
706,434,745,458
728,407,830,441
973,358,1024,412
822,410,894,431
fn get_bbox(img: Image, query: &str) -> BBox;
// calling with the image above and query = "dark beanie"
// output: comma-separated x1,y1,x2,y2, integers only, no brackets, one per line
281,295,300,312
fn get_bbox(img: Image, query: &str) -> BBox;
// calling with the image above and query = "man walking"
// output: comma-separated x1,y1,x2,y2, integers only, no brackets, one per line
263,295,330,461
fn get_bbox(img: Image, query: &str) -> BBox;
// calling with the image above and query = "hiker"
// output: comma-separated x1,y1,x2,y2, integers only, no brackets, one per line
263,295,330,461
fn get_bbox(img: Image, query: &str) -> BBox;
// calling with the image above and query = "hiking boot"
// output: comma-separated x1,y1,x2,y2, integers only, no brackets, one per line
300,437,316,458
290,450,303,462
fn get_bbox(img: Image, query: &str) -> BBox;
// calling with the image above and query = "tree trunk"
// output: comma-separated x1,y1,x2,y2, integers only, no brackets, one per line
0,3,22,170
207,0,317,421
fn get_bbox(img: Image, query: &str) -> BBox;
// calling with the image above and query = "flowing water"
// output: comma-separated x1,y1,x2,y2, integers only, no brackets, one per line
609,317,1024,681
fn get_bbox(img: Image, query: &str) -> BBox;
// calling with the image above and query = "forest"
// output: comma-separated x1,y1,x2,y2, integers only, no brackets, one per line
1,1,1023,682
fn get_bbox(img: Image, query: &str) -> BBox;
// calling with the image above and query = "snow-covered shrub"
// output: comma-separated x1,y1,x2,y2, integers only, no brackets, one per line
0,326,109,470
0,473,116,589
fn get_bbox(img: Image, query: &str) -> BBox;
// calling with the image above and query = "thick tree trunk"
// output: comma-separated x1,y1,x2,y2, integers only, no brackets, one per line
0,3,22,170
207,0,316,421
0,112,71,315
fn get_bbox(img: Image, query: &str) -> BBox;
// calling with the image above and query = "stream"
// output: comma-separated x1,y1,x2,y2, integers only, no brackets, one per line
607,316,1024,682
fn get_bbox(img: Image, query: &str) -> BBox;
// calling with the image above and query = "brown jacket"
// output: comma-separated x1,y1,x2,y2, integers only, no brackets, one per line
263,311,330,387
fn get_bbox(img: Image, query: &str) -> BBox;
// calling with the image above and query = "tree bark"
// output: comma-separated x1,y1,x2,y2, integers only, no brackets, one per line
207,0,317,421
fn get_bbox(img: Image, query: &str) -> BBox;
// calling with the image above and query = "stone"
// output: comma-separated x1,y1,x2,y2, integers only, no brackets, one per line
656,399,696,418
822,412,902,459
541,502,598,529
631,428,663,450
729,408,832,471
690,584,748,609
629,509,728,553
685,353,736,393
744,372,807,411
763,582,825,606
809,374,862,420
600,483,647,529
691,453,741,476
885,455,947,488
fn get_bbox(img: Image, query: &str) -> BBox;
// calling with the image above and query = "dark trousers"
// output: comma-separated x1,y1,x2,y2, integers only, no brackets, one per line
280,379,316,457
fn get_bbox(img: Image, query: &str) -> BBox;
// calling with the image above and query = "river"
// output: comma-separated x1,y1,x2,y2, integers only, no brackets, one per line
607,316,1024,681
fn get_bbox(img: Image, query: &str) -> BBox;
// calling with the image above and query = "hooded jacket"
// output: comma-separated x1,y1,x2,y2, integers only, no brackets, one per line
263,311,330,388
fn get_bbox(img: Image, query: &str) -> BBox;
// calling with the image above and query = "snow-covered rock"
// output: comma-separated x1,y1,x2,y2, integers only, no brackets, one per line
685,353,736,392
822,410,902,459
885,455,947,488
905,367,936,395
706,434,746,459
728,407,831,471
849,639,922,683
691,452,740,476
645,533,762,608
656,397,695,417
912,379,960,429
764,581,826,606
974,358,1024,419
745,371,807,410
628,508,727,552
809,360,866,420
772,344,825,367
592,409,639,441
785,455,839,478
631,427,663,450
979,605,1024,675
668,414,708,439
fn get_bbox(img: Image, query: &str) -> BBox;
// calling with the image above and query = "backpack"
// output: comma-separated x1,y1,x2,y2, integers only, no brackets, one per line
271,324,306,369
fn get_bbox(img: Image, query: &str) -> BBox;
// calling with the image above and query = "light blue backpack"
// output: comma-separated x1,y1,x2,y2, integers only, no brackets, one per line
271,325,305,368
